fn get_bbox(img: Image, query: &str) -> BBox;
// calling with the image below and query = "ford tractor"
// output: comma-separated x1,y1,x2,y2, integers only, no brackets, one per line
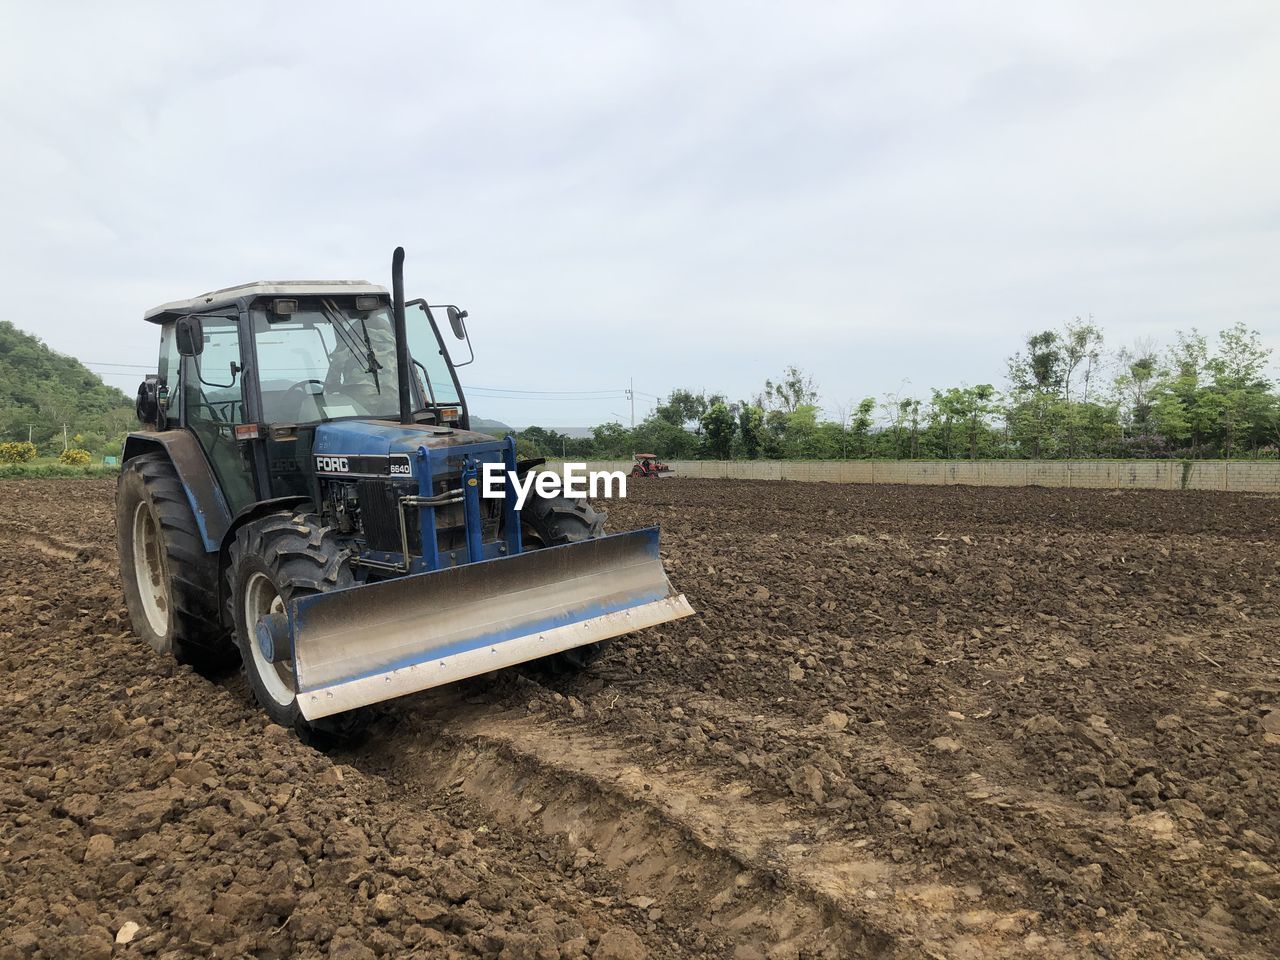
118,248,692,740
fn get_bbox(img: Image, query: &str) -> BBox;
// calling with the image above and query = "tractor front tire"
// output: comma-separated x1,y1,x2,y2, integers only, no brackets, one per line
117,452,232,670
521,493,612,673
229,513,368,744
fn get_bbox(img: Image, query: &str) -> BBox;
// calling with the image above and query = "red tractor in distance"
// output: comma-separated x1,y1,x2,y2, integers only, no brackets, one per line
631,453,674,478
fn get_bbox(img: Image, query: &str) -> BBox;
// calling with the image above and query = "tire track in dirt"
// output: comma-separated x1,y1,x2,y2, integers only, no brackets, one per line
0,520,104,565
348,691,1083,959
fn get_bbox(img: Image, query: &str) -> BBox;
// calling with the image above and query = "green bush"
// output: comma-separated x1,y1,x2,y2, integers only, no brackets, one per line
0,441,37,464
0,462,118,478
58,448,92,466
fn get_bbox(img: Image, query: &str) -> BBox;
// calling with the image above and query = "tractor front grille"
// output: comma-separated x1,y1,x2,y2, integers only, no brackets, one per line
357,479,413,553
356,475,503,559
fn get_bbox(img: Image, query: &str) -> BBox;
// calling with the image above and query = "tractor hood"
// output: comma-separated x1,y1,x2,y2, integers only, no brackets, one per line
312,420,500,479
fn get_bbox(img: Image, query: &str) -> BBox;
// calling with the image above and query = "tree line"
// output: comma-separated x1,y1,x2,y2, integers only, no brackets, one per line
3,316,1274,464
517,320,1279,461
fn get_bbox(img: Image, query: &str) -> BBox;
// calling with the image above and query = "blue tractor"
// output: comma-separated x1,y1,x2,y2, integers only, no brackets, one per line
118,248,691,740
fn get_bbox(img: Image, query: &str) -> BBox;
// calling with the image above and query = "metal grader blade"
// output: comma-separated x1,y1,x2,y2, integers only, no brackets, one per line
289,527,692,720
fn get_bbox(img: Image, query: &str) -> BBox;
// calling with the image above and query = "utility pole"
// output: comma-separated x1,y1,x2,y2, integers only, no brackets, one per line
63,423,69,452
627,378,635,428
28,424,33,443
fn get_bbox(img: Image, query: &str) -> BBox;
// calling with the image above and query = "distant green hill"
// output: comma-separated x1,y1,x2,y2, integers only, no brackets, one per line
0,321,135,455
470,416,514,435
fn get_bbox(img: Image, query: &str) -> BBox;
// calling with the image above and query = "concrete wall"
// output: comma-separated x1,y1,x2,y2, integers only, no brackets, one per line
539,459,1280,494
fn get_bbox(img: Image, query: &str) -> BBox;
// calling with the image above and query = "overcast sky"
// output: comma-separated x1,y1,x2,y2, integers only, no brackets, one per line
2,2,1277,427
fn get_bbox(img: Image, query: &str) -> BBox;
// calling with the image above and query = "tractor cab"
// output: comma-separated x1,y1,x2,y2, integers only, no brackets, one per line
136,281,473,515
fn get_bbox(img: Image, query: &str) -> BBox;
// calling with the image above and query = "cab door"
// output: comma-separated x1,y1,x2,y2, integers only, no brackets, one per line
181,314,257,513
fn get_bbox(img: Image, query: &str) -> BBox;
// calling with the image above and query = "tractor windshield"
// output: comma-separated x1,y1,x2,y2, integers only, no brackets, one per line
253,299,413,423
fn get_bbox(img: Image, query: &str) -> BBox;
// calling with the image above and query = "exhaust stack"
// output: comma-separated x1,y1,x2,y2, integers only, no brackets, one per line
391,246,413,425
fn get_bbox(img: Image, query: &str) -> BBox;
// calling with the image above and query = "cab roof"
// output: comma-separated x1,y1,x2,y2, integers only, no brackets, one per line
143,280,389,323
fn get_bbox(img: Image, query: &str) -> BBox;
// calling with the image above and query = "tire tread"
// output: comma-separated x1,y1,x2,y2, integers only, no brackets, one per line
229,512,367,742
118,452,229,665
520,493,610,673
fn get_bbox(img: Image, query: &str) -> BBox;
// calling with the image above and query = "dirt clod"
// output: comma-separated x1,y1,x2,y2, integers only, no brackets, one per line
82,834,115,862
595,927,648,960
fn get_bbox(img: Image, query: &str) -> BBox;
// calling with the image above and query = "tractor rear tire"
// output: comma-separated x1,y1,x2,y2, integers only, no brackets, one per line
228,512,368,745
521,493,612,673
521,493,606,547
117,452,233,670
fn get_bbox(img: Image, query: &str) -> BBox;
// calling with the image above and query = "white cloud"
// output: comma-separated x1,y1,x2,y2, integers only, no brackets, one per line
1,1,1276,425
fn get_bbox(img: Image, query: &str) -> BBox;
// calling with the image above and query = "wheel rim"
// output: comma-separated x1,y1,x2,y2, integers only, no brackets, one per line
244,571,295,706
132,502,170,637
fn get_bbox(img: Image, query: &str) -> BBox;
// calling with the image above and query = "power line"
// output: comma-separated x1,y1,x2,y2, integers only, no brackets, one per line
465,392,627,400
76,363,653,395
76,364,668,406
462,392,630,402
462,385,630,396
466,391,628,400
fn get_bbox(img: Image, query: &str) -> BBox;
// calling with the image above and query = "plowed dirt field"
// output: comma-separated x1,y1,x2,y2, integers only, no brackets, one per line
1,478,1277,960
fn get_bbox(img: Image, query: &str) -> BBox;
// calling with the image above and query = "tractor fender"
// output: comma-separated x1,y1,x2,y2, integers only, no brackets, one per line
123,431,233,553
516,457,546,475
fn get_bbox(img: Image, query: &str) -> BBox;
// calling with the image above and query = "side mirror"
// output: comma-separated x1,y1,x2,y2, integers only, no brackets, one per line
175,316,204,356
447,306,468,340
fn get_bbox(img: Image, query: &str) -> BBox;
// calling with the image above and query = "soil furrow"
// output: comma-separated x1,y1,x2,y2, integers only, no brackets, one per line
349,696,1089,958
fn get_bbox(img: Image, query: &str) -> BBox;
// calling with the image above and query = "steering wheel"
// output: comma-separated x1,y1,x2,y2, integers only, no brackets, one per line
285,379,326,398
